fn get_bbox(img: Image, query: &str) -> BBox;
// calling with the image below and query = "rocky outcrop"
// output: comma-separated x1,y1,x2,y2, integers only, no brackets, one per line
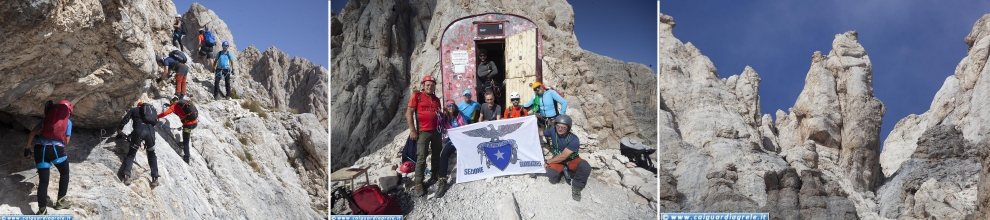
0,0,327,218
663,12,890,218
0,0,179,127
330,0,415,171
877,14,990,219
244,46,329,127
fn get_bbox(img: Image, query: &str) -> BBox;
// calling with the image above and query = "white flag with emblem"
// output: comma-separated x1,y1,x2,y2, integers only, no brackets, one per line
448,115,544,183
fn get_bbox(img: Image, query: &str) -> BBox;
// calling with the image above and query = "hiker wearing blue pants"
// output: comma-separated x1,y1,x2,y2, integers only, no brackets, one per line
213,41,235,100
540,114,591,201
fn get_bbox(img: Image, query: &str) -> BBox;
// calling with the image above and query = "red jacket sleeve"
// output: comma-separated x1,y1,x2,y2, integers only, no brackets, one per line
158,104,176,118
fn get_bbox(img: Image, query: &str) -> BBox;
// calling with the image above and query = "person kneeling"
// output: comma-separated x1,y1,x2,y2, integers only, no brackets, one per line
540,114,590,201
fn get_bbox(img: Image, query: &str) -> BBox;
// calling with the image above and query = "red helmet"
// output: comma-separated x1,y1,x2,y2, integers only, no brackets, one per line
58,100,73,113
421,75,436,84
399,161,415,173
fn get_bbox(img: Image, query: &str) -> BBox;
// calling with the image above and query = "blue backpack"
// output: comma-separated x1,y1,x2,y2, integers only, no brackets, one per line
203,30,216,46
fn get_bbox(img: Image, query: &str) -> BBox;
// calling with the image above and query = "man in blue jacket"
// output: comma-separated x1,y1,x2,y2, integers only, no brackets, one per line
522,81,567,129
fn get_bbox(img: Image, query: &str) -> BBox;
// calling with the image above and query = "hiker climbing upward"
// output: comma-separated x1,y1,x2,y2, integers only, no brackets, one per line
503,91,528,119
117,101,160,187
22,100,74,215
197,27,216,65
523,81,567,129
539,114,590,201
213,41,236,100
156,51,190,99
456,90,482,124
172,14,186,51
405,75,443,197
158,96,199,163
434,100,467,198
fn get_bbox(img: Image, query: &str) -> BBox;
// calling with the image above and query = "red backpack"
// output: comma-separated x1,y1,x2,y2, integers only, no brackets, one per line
40,100,72,142
351,185,400,215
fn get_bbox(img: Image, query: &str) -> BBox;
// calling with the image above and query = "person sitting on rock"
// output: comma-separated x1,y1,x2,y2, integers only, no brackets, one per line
212,41,236,100
22,100,74,215
172,14,185,51
158,96,199,163
479,91,502,122
117,101,160,187
503,91,528,119
434,100,467,198
540,114,591,201
156,53,190,99
456,90,482,124
405,75,443,197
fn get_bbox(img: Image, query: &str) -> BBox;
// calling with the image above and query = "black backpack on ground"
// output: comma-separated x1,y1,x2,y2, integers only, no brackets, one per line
169,50,188,64
139,103,157,124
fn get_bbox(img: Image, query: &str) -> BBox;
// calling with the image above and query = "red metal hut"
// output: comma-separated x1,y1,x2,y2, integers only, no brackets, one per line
439,13,543,108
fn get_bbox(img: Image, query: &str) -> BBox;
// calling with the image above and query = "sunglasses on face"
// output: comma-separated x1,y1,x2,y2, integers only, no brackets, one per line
511,99,520,101
556,125,568,130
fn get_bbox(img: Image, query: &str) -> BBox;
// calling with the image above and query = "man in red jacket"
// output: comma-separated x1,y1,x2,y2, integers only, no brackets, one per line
158,96,198,163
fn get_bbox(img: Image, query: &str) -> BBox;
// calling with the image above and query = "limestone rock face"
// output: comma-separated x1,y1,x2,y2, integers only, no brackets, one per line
663,12,891,218
0,0,180,127
0,0,327,218
878,13,990,219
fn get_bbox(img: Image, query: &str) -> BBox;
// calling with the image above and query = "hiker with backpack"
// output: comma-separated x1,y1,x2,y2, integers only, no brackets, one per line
172,14,186,51
456,90,482,124
157,51,190,99
116,101,160,187
212,41,236,100
433,100,467,198
503,91,528,119
197,28,216,65
404,75,443,196
523,81,568,130
22,100,74,215
158,96,199,163
539,114,590,201
479,91,502,122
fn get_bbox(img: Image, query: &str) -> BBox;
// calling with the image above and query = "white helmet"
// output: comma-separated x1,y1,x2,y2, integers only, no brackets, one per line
176,14,182,18
509,91,520,99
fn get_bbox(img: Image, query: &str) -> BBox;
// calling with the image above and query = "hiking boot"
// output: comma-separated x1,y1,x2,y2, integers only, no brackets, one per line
150,177,159,187
433,177,449,198
36,208,46,215
183,155,190,164
122,175,131,186
571,188,582,201
53,197,72,210
413,184,425,197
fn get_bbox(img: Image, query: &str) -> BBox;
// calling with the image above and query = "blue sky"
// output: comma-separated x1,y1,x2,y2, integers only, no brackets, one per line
662,1,990,149
171,0,328,67
330,0,658,72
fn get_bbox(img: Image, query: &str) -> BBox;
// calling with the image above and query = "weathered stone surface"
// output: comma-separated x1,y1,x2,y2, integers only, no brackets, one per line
0,1,327,218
